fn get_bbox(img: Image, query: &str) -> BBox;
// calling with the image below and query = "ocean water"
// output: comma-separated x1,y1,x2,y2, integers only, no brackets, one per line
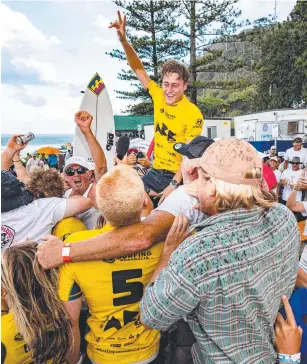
1,134,74,156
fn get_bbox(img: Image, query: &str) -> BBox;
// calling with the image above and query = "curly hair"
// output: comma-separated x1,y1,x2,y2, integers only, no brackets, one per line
26,169,65,198
161,60,189,83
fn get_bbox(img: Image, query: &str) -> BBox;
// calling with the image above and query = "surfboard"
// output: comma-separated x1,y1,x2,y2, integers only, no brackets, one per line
73,73,115,171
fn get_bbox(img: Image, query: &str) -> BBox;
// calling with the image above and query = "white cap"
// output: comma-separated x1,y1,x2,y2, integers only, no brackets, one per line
64,156,88,171
87,162,95,171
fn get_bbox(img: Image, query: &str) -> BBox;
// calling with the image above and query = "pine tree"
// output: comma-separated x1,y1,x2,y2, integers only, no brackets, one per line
107,0,188,114
178,0,242,104
255,2,307,109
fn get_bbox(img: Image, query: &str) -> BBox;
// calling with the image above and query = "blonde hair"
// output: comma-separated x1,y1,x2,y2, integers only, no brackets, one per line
199,168,276,213
96,165,145,227
1,242,71,363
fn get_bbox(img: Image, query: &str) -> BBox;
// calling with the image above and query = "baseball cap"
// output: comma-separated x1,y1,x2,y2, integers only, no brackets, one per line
189,138,262,185
293,137,303,143
173,136,214,160
270,157,278,162
1,171,34,213
64,156,88,171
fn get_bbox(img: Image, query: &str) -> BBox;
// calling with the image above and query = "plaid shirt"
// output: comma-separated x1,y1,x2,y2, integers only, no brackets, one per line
140,204,300,363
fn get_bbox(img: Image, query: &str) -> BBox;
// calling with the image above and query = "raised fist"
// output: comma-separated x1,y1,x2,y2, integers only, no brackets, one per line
75,111,93,134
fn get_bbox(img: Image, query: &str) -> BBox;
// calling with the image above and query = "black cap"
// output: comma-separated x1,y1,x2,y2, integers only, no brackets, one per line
293,137,303,143
1,171,34,213
173,136,214,159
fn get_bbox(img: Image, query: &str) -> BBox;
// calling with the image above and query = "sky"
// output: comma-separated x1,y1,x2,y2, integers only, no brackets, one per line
1,0,297,134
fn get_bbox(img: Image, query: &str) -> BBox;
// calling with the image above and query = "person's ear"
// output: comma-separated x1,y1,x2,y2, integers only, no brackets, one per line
208,179,216,197
183,82,188,91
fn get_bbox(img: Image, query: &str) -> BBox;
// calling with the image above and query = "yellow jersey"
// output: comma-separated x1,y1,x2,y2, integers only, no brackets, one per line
1,313,34,364
1,313,55,364
148,80,204,172
58,224,163,364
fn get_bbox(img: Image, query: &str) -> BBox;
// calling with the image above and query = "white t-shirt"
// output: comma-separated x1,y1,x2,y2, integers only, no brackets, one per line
26,158,42,173
1,197,67,249
155,185,206,225
280,169,303,201
64,184,100,229
273,169,282,183
284,147,307,168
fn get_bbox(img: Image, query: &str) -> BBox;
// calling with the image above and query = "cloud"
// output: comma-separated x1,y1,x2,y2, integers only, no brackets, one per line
11,57,57,83
15,90,47,107
2,84,80,134
93,14,112,29
0,4,61,51
92,36,117,47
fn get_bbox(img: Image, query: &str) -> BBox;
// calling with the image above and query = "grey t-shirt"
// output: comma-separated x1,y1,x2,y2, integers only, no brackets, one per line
155,185,206,225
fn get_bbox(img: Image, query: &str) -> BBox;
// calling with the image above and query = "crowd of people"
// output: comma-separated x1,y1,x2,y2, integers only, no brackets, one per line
1,10,307,364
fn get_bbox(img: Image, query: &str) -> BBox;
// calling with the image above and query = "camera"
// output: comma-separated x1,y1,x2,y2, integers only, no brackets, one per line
136,152,145,159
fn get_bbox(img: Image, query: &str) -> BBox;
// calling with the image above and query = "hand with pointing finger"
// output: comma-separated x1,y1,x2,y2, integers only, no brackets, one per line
275,295,302,355
109,11,127,43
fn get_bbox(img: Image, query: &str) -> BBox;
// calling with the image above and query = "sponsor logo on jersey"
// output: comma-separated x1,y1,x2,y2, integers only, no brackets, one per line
14,333,24,342
1,225,15,249
120,250,152,261
155,123,177,142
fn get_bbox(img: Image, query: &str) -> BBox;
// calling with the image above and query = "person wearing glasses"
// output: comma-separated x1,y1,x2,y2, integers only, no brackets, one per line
1,135,93,249
280,156,304,205
63,111,107,229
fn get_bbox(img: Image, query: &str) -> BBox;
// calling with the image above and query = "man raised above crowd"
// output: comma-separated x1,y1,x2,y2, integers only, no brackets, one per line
63,110,107,229
109,11,204,204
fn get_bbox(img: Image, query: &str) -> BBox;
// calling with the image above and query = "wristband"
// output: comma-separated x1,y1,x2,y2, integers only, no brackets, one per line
13,160,21,163
62,243,71,263
277,353,301,363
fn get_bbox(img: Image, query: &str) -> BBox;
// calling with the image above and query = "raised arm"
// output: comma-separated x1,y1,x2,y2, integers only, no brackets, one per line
13,151,30,184
37,210,175,269
286,175,307,212
75,111,107,180
109,11,150,89
1,135,28,171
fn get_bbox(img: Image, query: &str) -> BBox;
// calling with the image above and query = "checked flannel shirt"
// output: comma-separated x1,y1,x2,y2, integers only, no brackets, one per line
140,203,300,364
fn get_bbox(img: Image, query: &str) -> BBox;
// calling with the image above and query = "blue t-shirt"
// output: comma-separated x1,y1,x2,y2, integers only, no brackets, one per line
48,155,57,167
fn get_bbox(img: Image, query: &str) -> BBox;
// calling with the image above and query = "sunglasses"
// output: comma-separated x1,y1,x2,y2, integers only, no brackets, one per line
65,167,87,176
290,162,300,166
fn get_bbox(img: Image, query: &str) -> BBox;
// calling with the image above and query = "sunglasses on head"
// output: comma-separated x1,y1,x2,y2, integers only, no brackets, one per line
65,167,87,176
